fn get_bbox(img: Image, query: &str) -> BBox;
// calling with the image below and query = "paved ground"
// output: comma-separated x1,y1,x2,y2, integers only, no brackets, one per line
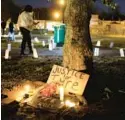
1,33,125,58
1,34,52,43
1,46,125,59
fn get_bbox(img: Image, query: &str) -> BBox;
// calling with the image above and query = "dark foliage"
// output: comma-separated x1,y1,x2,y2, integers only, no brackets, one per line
1,0,21,23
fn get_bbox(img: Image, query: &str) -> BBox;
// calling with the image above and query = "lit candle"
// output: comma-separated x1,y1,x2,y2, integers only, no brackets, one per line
120,48,125,57
4,49,10,59
49,40,53,51
18,32,21,36
42,41,46,47
24,84,31,94
65,100,75,107
7,43,11,51
31,43,34,49
33,48,38,58
16,91,25,101
34,37,40,43
59,86,64,102
16,96,23,102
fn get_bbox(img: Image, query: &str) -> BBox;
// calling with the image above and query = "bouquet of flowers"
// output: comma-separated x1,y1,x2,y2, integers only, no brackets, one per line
39,83,59,97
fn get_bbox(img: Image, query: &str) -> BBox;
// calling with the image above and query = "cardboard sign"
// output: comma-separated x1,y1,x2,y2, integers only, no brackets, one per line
47,65,89,95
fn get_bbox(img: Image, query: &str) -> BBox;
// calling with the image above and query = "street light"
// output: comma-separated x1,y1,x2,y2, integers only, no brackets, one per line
59,0,65,23
49,0,65,22
59,0,65,6
53,11,60,20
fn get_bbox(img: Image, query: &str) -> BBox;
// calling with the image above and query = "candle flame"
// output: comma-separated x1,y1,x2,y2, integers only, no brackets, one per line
59,86,64,101
16,91,25,101
60,0,65,5
24,84,31,93
65,100,75,107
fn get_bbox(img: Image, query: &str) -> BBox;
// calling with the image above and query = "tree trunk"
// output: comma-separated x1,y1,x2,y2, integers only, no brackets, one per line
63,0,93,75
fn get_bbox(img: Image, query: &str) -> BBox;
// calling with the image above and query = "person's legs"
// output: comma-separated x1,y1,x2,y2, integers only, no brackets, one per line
27,31,33,54
2,28,5,35
20,27,27,55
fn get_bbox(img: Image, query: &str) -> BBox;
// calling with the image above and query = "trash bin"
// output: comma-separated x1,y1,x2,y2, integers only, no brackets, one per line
54,24,66,44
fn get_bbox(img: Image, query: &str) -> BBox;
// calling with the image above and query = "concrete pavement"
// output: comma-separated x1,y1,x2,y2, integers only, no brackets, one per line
1,46,125,59
1,33,125,58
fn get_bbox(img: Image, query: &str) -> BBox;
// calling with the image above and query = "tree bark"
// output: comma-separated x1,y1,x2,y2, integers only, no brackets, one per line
63,0,93,75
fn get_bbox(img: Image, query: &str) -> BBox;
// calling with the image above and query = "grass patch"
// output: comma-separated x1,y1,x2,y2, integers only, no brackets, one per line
93,57,125,91
1,56,62,89
1,56,125,92
1,41,48,49
1,42,20,49
2,35,125,49
1,56,125,119
92,36,125,48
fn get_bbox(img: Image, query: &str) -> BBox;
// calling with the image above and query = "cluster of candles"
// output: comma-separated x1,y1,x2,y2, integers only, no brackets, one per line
59,86,78,108
16,84,78,108
16,84,33,102
4,43,39,60
4,44,11,59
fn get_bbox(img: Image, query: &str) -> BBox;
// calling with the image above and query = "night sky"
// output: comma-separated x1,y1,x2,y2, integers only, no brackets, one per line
13,0,125,13
13,0,52,8
95,0,125,13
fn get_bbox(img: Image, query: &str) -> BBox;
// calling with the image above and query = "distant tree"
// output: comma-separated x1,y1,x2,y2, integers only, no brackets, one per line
102,0,119,20
99,11,108,20
1,0,20,23
112,5,121,20
91,3,98,14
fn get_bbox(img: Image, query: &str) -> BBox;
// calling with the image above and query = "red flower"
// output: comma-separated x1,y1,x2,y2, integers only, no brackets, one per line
40,83,57,97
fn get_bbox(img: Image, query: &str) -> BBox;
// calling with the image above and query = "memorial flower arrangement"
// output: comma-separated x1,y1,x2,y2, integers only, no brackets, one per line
39,83,59,97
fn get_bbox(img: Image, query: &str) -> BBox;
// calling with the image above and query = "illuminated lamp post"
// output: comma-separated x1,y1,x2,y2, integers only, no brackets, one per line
53,11,60,20
59,0,65,6
59,0,65,23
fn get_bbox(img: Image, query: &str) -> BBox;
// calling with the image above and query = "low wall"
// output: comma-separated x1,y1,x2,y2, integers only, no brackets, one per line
15,20,63,31
5,19,125,36
90,20,125,36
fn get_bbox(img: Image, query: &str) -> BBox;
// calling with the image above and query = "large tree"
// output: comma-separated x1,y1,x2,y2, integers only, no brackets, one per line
63,0,93,74
49,0,114,75
63,0,116,75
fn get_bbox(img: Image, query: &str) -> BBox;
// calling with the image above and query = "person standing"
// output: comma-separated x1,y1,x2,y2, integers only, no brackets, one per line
17,5,38,55
1,20,6,35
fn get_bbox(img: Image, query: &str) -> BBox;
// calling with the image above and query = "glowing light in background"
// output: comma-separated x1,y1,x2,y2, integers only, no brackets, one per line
24,84,31,94
59,0,65,5
53,11,60,19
